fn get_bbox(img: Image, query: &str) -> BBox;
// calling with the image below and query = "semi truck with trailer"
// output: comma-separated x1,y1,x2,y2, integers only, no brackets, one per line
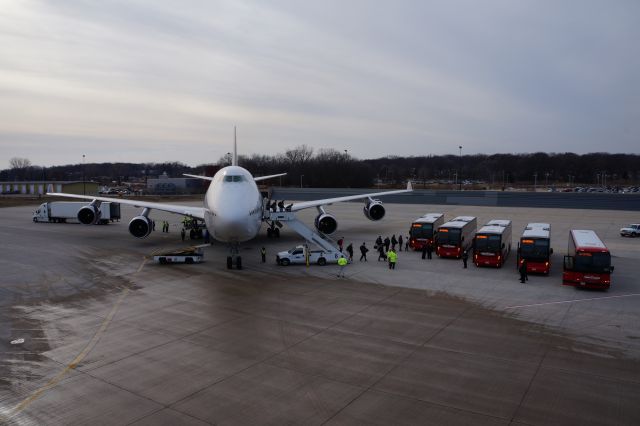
33,201,121,224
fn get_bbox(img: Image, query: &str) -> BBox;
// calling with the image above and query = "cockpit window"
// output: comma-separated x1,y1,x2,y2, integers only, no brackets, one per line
224,175,245,182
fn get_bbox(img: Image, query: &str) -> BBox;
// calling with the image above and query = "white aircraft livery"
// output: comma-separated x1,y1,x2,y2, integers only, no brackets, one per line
48,138,412,269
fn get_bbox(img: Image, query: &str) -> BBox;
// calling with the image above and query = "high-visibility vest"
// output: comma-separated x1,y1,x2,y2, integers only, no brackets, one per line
387,251,398,263
338,257,348,266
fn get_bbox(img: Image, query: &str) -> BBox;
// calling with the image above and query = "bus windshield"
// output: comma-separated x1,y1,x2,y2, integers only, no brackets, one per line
475,235,501,252
410,223,433,239
438,228,461,245
520,238,549,261
573,251,612,273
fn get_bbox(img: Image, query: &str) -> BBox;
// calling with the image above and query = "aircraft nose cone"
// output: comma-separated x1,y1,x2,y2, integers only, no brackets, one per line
215,212,250,240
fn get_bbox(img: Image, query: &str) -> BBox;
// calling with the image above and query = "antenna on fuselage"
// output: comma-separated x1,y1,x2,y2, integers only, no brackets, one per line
232,126,238,166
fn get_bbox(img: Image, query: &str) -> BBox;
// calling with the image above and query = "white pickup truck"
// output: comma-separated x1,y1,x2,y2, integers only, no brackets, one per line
276,245,344,266
620,223,640,237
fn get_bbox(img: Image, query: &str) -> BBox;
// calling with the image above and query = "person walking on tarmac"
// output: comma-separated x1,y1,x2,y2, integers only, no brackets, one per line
387,248,398,270
405,237,409,251
462,250,469,268
261,247,266,263
519,259,529,283
421,243,427,259
426,242,433,259
337,256,348,277
346,243,354,261
391,234,397,251
384,236,390,252
359,243,369,261
375,236,383,249
398,235,403,251
181,228,186,241
337,237,344,252
378,244,386,261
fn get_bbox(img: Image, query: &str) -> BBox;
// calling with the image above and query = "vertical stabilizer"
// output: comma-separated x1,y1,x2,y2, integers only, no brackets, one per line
233,126,238,166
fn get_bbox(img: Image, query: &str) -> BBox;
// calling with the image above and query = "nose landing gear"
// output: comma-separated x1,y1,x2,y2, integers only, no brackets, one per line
227,242,242,269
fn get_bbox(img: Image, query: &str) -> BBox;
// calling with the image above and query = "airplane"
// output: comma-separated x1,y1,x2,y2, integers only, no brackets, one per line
48,136,412,269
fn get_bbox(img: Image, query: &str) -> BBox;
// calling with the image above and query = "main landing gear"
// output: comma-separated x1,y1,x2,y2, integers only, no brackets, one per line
227,242,242,270
266,221,281,238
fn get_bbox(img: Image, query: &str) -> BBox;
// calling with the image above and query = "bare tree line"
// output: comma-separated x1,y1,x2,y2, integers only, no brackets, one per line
3,150,640,188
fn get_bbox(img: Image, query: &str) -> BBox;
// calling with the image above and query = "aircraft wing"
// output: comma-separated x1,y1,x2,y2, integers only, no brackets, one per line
288,182,413,212
46,193,206,220
254,173,287,182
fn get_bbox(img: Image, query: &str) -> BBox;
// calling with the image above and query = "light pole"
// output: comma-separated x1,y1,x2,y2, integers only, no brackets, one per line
534,173,537,191
82,154,86,195
300,174,304,188
545,172,549,188
458,146,463,191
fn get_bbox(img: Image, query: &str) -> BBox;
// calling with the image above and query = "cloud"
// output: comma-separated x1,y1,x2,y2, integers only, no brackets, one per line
1,0,639,168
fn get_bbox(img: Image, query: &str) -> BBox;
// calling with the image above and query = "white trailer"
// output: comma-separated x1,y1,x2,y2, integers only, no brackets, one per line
33,201,121,224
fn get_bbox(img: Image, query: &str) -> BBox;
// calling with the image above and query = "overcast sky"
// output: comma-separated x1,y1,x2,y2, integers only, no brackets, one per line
1,0,639,168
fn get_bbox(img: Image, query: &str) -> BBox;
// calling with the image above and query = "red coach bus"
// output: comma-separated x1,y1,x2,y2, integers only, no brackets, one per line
563,230,614,290
436,216,477,258
473,219,512,267
409,213,444,250
517,223,552,275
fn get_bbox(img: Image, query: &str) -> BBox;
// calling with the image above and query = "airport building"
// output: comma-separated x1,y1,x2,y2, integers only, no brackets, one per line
146,172,204,194
1,180,99,195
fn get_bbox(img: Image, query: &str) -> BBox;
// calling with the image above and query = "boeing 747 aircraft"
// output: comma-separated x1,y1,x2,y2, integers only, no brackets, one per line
49,139,412,269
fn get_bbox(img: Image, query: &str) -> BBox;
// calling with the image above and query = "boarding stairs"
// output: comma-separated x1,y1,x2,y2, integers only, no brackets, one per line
265,210,341,255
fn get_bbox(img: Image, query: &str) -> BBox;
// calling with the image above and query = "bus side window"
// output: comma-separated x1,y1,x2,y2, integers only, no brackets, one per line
563,255,573,270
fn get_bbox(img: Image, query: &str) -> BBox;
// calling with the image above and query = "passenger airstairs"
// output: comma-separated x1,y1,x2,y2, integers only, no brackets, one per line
265,210,341,255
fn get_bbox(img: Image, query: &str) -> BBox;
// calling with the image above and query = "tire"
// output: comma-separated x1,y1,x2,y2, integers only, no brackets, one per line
33,217,37,223
236,256,242,270
274,228,280,238
159,257,167,264
185,258,193,264
226,256,233,269
280,258,290,266
317,258,326,266
267,228,272,238
633,232,638,238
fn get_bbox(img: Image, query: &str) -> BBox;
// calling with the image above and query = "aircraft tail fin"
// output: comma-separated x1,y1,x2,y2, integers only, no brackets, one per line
232,126,238,166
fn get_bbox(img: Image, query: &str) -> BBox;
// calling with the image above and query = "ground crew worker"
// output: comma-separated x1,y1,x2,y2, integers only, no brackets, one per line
346,243,353,261
387,248,397,269
261,247,266,263
337,256,348,277
181,228,185,241
398,235,403,251
462,250,469,268
426,242,433,259
277,200,285,211
519,259,528,283
405,237,409,251
359,243,369,261
421,243,427,259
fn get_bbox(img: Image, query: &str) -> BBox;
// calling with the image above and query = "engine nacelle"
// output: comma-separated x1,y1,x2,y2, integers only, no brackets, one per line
314,213,338,235
364,199,385,221
77,205,100,225
128,216,152,238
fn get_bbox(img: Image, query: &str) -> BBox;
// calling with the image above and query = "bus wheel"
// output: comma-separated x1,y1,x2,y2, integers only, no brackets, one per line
226,256,233,269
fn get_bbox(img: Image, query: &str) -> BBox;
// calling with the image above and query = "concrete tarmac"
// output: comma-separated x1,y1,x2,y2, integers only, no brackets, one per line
1,201,639,425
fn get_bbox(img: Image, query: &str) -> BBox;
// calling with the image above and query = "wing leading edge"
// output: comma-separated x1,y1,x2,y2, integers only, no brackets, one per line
46,193,206,220
289,181,413,212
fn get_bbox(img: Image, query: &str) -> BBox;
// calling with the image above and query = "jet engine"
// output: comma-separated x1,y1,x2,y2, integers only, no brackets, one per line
363,199,385,221
315,213,338,235
128,216,152,238
77,205,101,225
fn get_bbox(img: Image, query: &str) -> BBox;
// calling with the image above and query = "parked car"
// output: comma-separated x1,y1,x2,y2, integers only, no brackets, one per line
620,224,640,237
